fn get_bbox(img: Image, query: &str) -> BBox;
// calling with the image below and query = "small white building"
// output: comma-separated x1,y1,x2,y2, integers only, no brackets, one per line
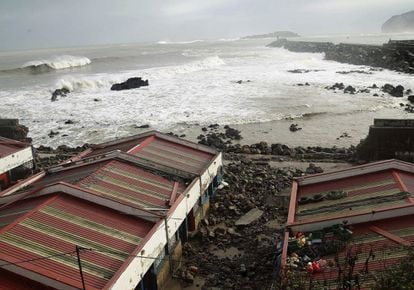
0,136,34,191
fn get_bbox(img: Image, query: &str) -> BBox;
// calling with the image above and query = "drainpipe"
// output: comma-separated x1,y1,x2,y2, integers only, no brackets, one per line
164,217,173,274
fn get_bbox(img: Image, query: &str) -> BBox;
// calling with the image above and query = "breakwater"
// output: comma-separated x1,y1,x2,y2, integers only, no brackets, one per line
268,39,414,74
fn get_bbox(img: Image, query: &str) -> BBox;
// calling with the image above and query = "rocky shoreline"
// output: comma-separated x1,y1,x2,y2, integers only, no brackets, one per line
268,39,414,74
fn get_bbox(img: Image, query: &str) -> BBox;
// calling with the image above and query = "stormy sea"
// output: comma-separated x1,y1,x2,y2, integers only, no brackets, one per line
1,33,414,148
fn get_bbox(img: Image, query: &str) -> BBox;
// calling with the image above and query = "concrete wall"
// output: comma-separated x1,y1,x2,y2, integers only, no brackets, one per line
357,122,414,162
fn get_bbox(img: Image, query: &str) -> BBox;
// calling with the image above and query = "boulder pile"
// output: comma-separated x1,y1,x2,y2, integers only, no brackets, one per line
177,159,299,289
198,125,355,162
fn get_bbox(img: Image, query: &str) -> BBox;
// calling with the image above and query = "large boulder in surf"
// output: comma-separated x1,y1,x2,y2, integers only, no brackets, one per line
51,88,70,101
111,77,149,91
381,84,404,97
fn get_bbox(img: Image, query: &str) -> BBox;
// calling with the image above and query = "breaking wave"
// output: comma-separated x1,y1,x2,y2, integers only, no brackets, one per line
54,56,225,92
21,55,91,73
157,40,204,45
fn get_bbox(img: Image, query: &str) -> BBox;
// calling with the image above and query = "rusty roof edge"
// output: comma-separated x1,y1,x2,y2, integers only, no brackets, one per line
153,131,218,155
46,152,118,174
48,147,197,181
369,225,412,246
0,136,30,147
68,131,157,161
295,159,414,186
0,171,46,197
116,151,197,180
290,202,414,230
66,147,93,163
287,181,298,226
91,131,157,149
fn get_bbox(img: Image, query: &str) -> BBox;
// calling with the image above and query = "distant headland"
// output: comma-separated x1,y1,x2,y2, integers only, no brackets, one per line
242,30,299,39
382,10,414,33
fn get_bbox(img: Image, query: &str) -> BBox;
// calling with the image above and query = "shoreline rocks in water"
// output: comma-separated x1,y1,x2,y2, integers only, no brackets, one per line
110,77,149,91
381,83,404,97
51,88,70,101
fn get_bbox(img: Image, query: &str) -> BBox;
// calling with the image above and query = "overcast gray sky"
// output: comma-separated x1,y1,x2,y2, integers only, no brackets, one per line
0,0,412,50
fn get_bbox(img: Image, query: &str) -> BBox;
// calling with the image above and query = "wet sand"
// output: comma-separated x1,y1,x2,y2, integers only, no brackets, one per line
170,107,409,148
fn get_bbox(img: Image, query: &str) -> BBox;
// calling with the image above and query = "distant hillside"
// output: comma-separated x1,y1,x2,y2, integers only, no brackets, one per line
382,10,414,33
242,31,299,39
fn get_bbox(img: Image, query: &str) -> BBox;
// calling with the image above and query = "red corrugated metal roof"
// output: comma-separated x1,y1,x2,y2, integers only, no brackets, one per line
397,170,414,193
0,195,50,228
85,136,148,157
294,169,414,223
77,160,186,210
74,131,217,175
135,137,214,174
0,193,153,290
22,161,108,192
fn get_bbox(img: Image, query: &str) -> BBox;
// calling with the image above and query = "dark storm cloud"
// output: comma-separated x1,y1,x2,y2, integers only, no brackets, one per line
0,0,412,50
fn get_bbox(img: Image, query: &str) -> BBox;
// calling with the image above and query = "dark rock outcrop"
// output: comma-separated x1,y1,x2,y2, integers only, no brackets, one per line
268,39,414,74
0,119,30,142
51,88,70,101
381,84,404,97
344,85,356,94
289,124,302,132
111,77,149,91
382,10,414,33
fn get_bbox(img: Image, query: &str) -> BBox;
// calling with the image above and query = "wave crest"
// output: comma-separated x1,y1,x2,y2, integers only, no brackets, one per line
157,40,204,45
22,55,91,72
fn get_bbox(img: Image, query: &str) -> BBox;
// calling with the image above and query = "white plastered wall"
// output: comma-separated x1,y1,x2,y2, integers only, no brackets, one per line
109,152,223,290
0,147,33,175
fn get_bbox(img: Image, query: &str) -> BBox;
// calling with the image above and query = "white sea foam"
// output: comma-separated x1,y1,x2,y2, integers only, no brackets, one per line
1,40,414,147
217,37,241,42
54,56,225,91
23,55,91,70
157,40,204,45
